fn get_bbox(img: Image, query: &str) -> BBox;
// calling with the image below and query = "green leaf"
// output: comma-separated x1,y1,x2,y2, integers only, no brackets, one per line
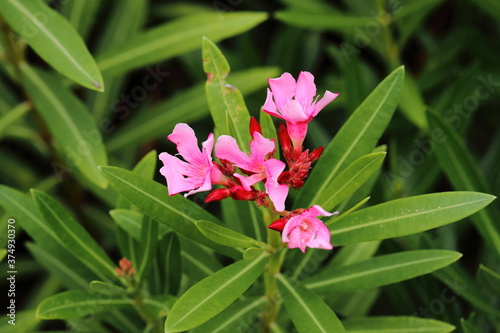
106,67,279,152
89,281,127,296
110,209,169,241
37,290,132,319
190,297,267,333
460,318,481,333
325,196,370,226
295,66,404,208
464,0,500,21
427,110,500,259
433,262,500,318
165,254,268,332
0,186,100,287
0,249,6,262
399,75,427,131
195,220,263,249
137,216,159,280
243,247,266,260
97,12,267,77
275,11,373,31
314,152,386,211
342,316,455,333
478,264,500,296
99,166,240,259
1,0,103,90
0,102,30,140
277,275,345,333
86,0,148,121
305,250,461,294
31,189,116,281
26,243,92,290
161,232,182,295
60,0,101,41
329,192,495,246
203,37,251,150
20,65,108,188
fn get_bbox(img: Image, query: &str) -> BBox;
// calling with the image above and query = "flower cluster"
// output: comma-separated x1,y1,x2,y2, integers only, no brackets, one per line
159,72,338,252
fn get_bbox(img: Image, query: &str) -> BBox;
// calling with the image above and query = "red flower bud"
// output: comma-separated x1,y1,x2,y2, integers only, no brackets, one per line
205,188,231,203
268,218,288,231
249,117,262,136
230,185,258,201
119,258,132,272
308,146,324,163
278,122,292,161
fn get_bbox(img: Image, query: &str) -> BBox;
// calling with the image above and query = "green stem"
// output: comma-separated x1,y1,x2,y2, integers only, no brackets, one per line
262,209,285,333
131,279,163,333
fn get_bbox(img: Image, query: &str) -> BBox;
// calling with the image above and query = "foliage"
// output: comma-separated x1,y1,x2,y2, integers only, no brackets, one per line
0,0,499,332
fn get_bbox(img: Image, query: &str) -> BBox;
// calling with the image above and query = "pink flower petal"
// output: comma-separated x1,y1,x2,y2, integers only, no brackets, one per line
311,91,339,117
286,121,309,150
234,173,265,191
262,89,283,119
167,123,201,163
268,73,296,111
215,135,260,173
303,205,336,218
295,71,316,112
159,153,195,196
281,100,309,123
264,159,288,211
250,132,275,163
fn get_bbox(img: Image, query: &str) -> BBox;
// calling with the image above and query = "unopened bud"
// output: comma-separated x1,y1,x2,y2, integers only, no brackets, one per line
278,122,292,161
249,117,262,136
205,188,231,203
268,218,288,231
230,185,258,201
119,258,132,272
115,267,125,277
308,146,324,163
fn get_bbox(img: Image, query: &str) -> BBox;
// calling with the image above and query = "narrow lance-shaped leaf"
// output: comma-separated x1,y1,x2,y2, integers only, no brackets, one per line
315,152,386,212
478,264,500,296
342,316,455,333
31,190,117,281
305,250,462,294
97,12,267,77
195,220,264,249
1,0,103,90
20,65,108,188
165,254,268,332
26,243,92,290
329,191,495,246
137,216,159,280
0,186,99,286
275,11,373,31
162,232,182,295
89,281,127,296
295,66,404,208
99,166,240,259
276,275,345,333
427,110,500,259
190,297,267,333
203,37,251,151
37,291,133,319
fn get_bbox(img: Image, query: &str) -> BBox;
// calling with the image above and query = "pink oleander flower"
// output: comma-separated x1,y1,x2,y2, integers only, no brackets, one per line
159,123,224,197
215,132,289,211
262,71,338,152
281,205,337,253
